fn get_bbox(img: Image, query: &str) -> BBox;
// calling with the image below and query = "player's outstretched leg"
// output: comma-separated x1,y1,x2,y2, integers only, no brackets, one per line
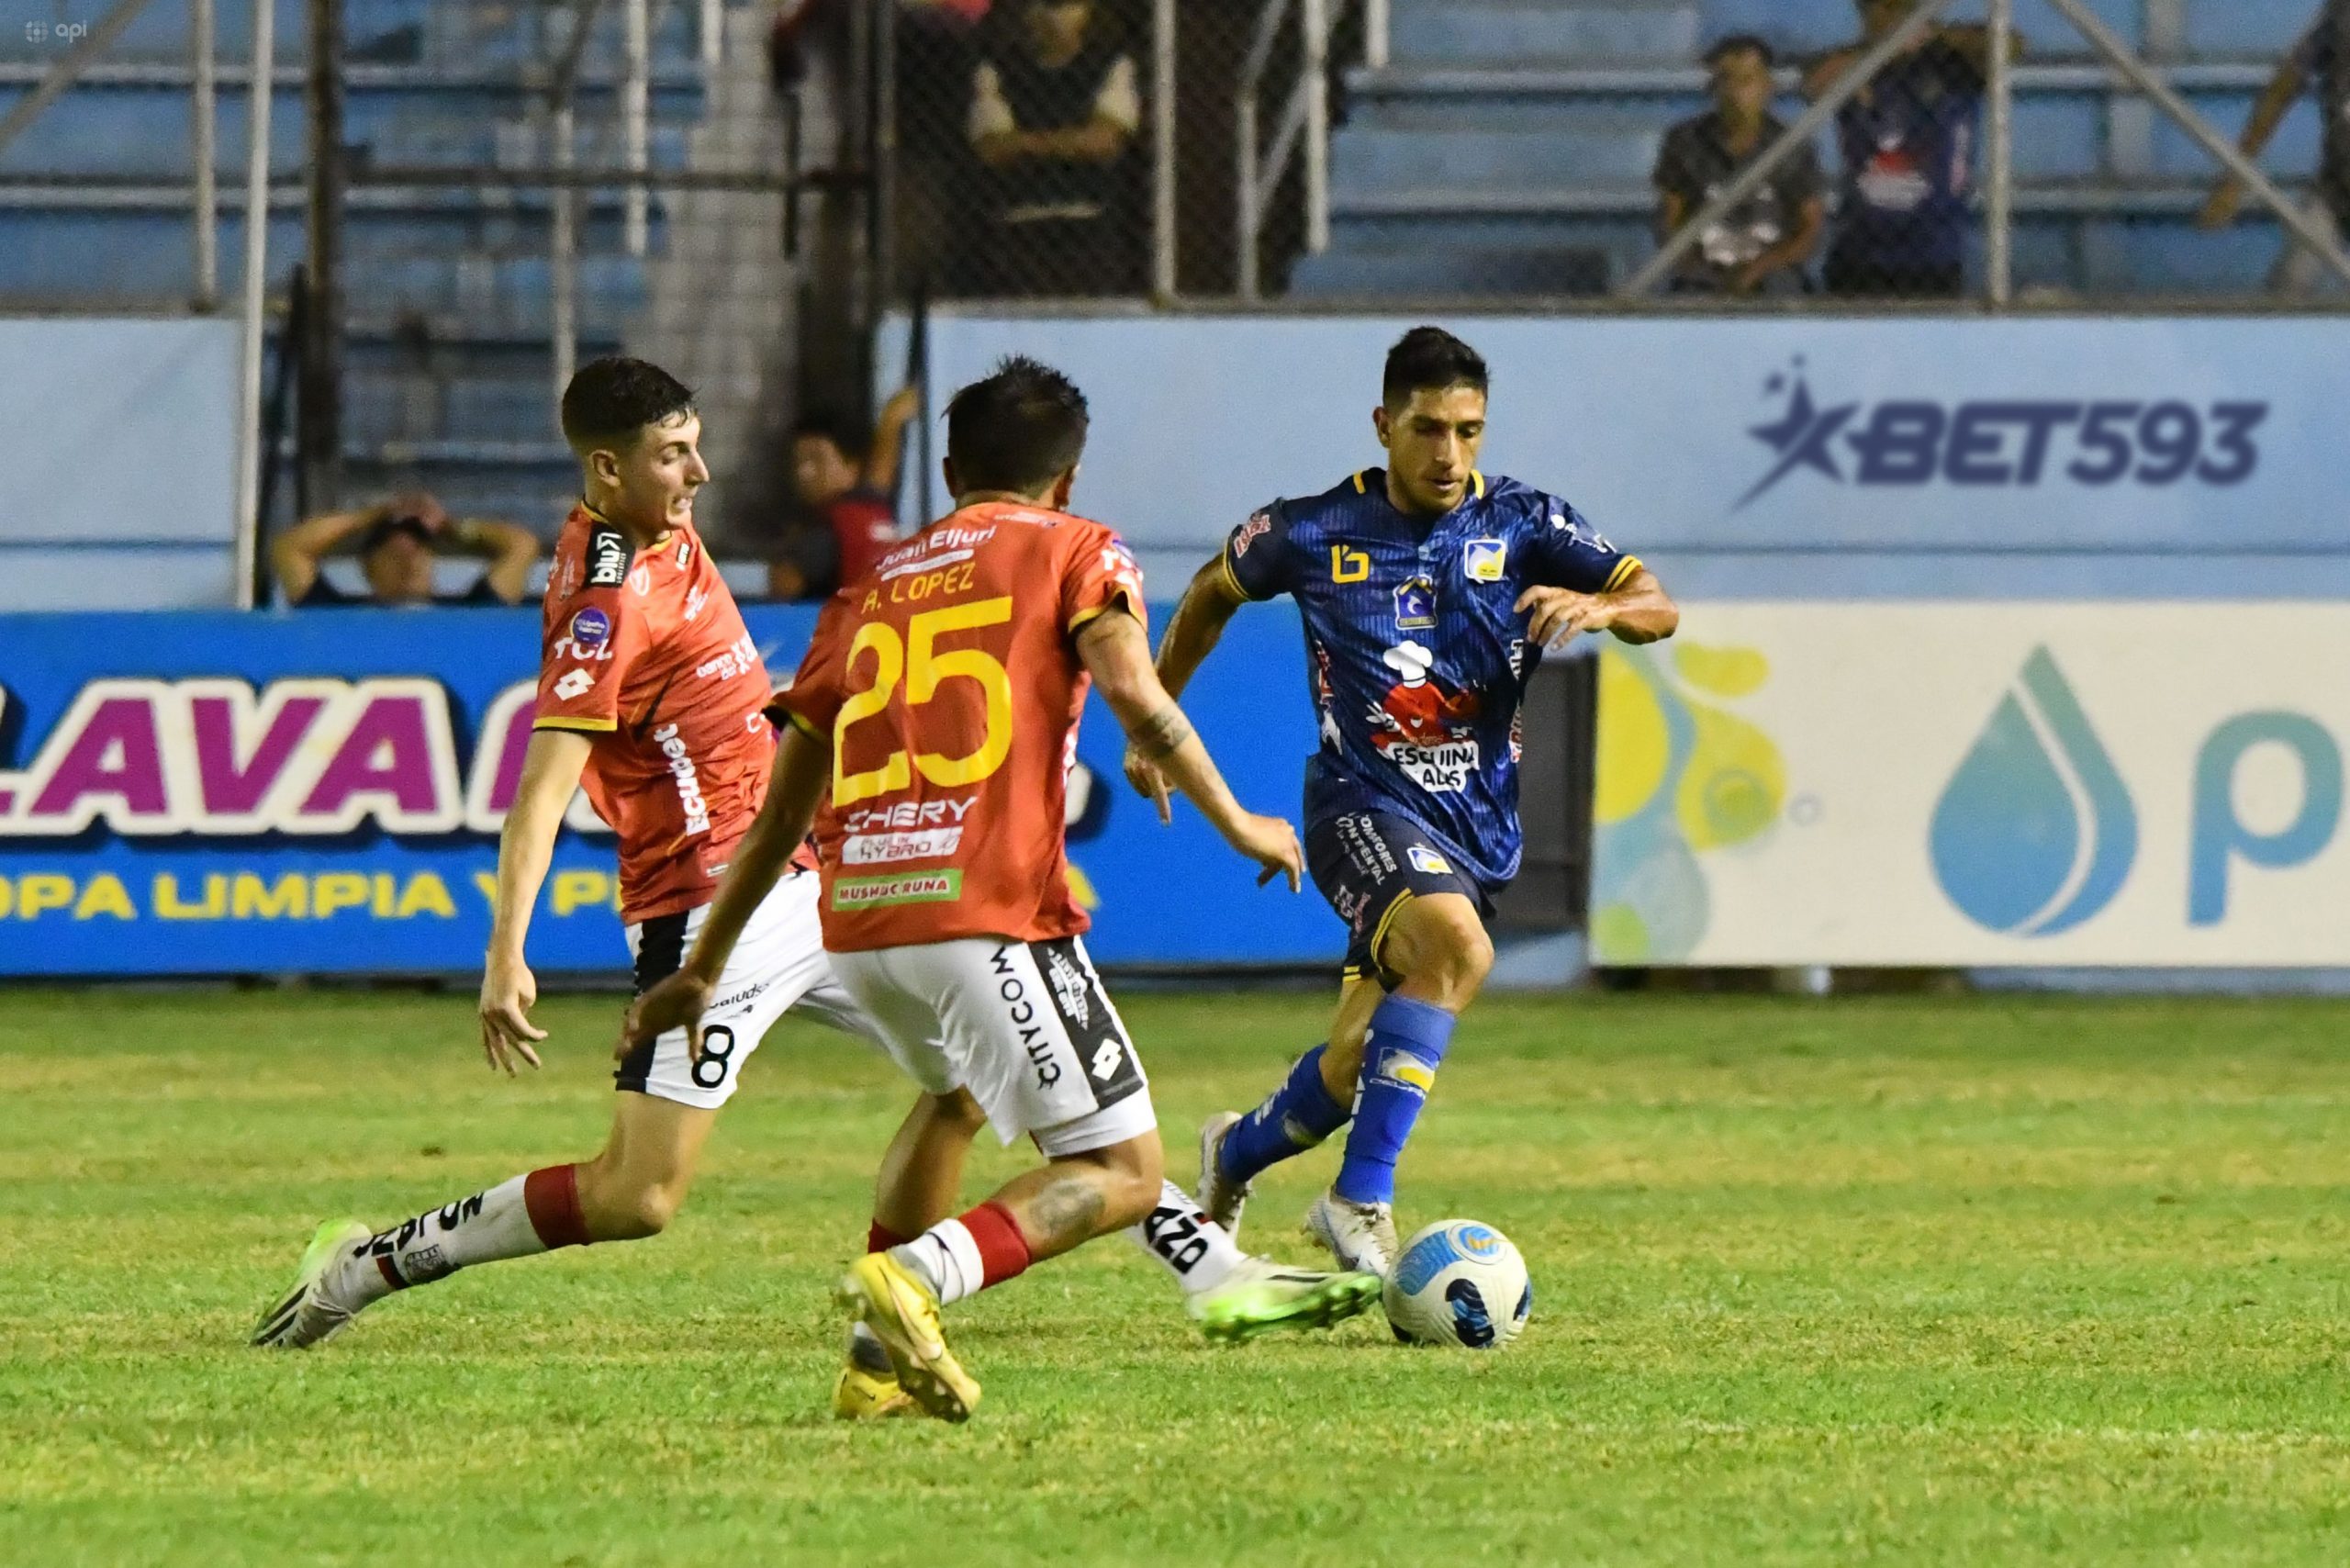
1304,893,1491,1276
1131,1178,1382,1343
841,1130,1167,1422
251,1093,714,1349
836,1088,989,1419
1199,980,1382,1235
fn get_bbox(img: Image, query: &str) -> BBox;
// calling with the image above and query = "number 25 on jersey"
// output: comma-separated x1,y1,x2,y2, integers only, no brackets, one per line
832,597,1015,807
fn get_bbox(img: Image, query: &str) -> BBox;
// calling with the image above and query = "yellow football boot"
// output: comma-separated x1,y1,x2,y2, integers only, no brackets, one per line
835,1252,980,1423
831,1359,919,1420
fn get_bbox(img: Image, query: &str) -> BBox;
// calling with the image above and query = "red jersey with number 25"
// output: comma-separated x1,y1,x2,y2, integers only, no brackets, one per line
775,500,1145,954
533,504,776,923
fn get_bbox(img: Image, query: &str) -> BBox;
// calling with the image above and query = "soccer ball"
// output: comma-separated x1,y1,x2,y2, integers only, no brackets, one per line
1382,1218,1531,1350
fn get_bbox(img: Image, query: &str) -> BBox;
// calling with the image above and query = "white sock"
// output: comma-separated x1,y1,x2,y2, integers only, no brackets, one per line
323,1174,550,1310
1128,1181,1246,1295
889,1220,984,1305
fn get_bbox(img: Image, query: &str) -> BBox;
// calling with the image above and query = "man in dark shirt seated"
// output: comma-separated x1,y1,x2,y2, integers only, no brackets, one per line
959,0,1142,297
273,491,540,607
1805,0,2022,299
1653,35,1825,296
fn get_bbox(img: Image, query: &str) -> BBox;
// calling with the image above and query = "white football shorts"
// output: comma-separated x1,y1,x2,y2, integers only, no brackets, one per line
618,868,878,1110
827,934,1157,1159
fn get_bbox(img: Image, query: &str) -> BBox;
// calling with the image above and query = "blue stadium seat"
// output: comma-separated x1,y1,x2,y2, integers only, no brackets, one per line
2185,0,2325,56
1304,1,2333,301
1390,1,1702,68
1697,0,2147,58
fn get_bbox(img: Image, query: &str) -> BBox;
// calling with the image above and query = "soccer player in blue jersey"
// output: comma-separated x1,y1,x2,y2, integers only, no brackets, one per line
1125,327,1679,1274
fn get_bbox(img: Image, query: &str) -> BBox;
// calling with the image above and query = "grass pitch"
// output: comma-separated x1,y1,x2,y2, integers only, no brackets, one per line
4,987,2349,1566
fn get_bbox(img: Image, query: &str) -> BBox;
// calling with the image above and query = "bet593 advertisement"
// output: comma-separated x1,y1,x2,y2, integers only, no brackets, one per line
1592,604,2350,966
0,606,1336,975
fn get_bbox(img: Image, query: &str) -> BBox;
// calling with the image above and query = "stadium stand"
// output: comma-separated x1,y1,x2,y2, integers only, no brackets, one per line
0,0,758,532
1292,0,2333,298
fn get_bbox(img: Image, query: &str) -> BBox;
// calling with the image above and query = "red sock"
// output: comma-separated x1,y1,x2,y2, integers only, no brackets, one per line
957,1200,1032,1289
867,1219,912,1255
522,1163,591,1249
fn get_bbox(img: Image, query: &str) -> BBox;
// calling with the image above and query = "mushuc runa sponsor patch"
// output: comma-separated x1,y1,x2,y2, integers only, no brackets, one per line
832,869,963,909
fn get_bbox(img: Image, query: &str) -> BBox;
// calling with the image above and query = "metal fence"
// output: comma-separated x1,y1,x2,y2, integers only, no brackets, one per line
879,0,2350,311
305,0,879,556
885,0,1361,302
9,0,2350,607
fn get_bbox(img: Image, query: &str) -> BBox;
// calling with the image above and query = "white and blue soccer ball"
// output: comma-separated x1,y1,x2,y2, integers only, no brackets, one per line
1382,1218,1531,1350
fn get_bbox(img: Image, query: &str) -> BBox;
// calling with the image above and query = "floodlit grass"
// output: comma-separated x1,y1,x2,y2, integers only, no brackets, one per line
4,987,2348,1565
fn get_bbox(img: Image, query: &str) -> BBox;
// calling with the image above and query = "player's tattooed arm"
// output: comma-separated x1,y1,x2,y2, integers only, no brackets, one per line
1127,701,1194,761
1516,566,1680,650
1080,610,1303,890
1123,556,1245,817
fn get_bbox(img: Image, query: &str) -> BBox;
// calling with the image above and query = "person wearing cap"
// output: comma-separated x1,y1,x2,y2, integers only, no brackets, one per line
271,492,542,607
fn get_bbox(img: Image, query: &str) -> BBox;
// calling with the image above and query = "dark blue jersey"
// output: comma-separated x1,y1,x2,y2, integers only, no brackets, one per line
1223,468,1640,890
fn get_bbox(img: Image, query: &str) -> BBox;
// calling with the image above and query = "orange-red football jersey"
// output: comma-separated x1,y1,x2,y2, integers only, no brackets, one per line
533,504,778,923
775,500,1146,952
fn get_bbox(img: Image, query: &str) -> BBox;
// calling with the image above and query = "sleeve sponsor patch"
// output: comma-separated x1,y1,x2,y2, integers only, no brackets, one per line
568,607,611,652
587,523,632,588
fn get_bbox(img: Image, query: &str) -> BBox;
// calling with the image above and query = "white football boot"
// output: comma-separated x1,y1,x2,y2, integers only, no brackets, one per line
250,1219,372,1349
1195,1112,1249,1240
1303,1190,1399,1279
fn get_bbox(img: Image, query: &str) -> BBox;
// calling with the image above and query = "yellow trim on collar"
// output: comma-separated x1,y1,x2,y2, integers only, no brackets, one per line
1351,471,1368,494
1471,471,1486,499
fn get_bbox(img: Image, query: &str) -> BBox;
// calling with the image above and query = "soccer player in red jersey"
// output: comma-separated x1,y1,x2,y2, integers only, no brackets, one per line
248,358,882,1350
252,359,1365,1413
627,358,1382,1420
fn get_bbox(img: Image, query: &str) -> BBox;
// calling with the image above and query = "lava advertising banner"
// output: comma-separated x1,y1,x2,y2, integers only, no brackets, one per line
1590,603,2350,966
0,605,1337,975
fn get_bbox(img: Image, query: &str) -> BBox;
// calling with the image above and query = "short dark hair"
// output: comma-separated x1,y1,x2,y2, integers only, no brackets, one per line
789,408,870,461
560,356,696,450
945,356,1089,496
360,515,434,558
1705,32,1774,68
1382,327,1488,409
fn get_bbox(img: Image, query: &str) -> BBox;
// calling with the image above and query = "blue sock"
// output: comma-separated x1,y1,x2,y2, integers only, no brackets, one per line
1333,995,1457,1205
1217,1046,1353,1187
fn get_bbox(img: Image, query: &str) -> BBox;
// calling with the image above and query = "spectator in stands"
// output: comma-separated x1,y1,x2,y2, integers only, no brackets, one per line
767,386,921,600
959,0,1143,297
2198,2,2350,244
1653,36,1824,296
1806,1,2022,298
273,492,539,608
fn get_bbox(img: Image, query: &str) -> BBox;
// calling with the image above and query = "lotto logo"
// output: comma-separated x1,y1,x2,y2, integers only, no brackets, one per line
553,669,594,700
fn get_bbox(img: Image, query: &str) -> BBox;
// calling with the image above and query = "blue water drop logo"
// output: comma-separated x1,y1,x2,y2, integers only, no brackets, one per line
1931,647,2137,935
